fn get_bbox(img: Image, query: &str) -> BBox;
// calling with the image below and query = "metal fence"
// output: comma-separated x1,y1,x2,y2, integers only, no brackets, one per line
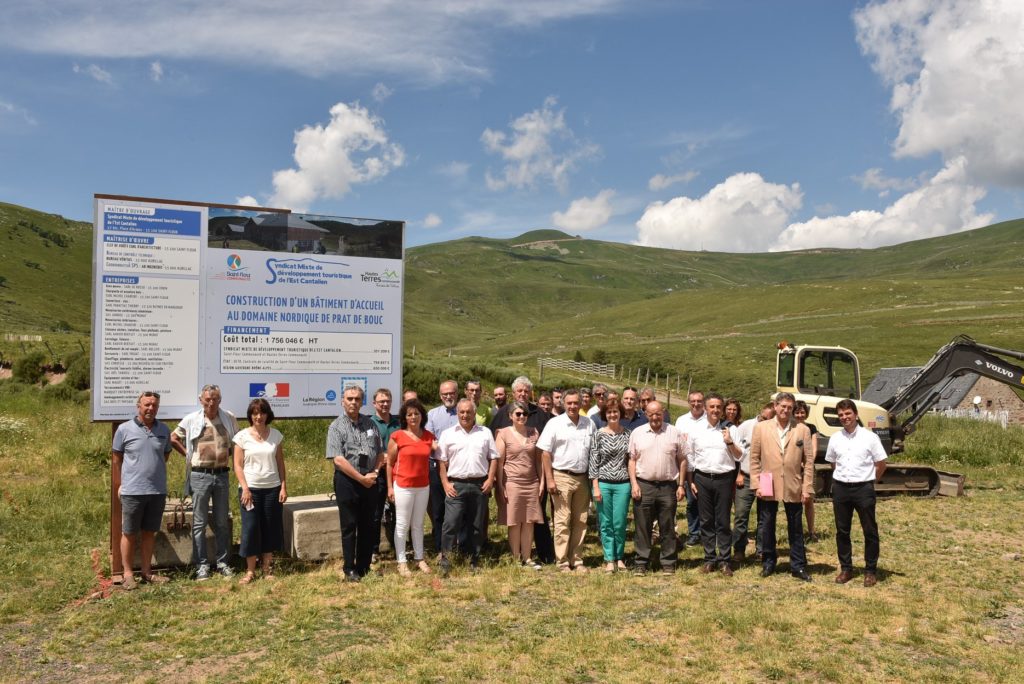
537,357,616,378
938,407,1010,429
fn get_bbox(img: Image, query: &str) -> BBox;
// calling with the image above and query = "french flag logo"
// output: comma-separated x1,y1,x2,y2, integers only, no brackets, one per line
250,383,290,399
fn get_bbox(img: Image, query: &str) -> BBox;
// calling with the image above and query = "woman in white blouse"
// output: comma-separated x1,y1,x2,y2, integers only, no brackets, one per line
232,398,287,584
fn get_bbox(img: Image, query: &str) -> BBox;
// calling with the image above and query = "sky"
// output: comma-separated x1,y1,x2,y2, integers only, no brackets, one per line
1,0,1023,252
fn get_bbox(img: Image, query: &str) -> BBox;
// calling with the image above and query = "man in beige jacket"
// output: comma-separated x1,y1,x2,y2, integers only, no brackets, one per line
750,392,815,581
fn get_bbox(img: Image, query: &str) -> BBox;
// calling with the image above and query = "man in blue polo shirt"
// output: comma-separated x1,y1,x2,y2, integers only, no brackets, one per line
113,391,173,590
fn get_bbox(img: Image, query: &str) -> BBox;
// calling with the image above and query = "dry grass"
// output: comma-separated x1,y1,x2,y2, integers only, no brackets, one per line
2,387,1024,683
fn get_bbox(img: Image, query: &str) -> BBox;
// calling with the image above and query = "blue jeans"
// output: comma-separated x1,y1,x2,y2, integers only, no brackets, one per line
190,470,231,568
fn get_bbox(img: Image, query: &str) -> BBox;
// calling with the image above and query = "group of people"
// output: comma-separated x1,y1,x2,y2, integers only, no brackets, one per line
113,375,888,588
113,385,287,589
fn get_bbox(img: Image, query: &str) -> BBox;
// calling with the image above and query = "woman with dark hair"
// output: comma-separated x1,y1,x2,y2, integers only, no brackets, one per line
387,398,435,576
793,400,820,541
232,398,286,584
724,398,742,427
496,399,544,568
589,397,631,572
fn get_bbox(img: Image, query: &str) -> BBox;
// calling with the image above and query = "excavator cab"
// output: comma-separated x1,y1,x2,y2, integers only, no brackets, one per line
776,343,861,400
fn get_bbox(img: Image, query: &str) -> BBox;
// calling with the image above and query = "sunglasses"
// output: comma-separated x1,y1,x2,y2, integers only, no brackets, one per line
513,411,527,417
141,391,161,399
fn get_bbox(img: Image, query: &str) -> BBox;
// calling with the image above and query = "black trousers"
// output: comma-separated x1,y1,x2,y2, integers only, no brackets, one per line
428,461,446,553
371,470,396,556
534,490,555,563
441,479,489,561
833,480,880,572
633,479,678,570
334,470,380,576
759,500,806,572
695,471,733,563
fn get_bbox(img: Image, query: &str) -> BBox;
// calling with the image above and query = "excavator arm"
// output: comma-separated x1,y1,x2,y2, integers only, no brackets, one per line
882,335,1024,448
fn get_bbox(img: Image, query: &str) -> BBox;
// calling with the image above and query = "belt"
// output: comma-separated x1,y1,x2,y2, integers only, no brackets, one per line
554,468,587,476
598,479,630,484
192,466,230,474
636,477,677,486
448,476,486,483
833,480,875,486
695,470,734,480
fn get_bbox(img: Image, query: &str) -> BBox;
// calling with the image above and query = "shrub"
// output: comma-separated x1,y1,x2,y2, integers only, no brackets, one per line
63,350,90,390
12,351,47,384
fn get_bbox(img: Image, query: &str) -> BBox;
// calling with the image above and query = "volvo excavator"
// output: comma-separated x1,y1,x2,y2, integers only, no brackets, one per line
775,335,1024,498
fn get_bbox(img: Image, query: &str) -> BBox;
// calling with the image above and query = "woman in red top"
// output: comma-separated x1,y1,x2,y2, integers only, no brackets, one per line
387,399,435,576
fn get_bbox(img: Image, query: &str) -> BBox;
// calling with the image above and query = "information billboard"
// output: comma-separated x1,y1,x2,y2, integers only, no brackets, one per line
91,195,404,420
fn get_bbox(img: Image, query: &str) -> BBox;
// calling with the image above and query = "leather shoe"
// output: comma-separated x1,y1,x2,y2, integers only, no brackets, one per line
719,563,733,577
835,569,853,584
344,570,361,583
863,572,878,588
700,562,716,574
791,570,811,582
760,566,775,578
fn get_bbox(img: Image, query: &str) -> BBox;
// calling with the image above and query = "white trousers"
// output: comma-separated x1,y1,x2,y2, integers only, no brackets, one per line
393,483,430,562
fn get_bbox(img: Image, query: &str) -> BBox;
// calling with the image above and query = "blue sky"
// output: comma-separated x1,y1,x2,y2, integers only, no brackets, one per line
1,0,1022,251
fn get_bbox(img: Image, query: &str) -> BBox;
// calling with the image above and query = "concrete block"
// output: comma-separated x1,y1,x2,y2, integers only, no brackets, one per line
283,493,343,561
133,498,231,569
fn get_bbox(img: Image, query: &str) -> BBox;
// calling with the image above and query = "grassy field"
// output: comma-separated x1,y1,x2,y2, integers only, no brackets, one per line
2,384,1023,682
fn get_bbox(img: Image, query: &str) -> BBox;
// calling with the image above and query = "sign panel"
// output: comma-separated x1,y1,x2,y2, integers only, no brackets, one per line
91,196,404,420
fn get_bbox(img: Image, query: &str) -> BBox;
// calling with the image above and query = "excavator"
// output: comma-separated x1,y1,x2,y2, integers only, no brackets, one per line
775,335,1024,498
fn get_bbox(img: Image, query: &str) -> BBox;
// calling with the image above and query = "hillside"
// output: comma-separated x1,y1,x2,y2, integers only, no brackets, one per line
2,200,1023,400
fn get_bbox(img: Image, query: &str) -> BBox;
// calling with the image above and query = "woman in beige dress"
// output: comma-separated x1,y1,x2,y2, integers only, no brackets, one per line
496,400,544,568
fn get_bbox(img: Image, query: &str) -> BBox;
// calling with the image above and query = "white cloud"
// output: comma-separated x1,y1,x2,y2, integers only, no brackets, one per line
149,61,163,82
552,189,615,232
422,213,442,228
635,173,803,252
855,0,1024,187
0,100,37,126
636,158,993,253
235,195,260,207
482,96,599,192
268,101,404,211
72,62,113,85
853,167,916,197
648,171,698,191
777,157,993,251
371,82,393,103
3,1,630,84
437,160,470,180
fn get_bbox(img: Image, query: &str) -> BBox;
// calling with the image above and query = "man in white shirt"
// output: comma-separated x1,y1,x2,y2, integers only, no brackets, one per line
628,401,687,574
675,390,707,547
170,384,239,580
731,402,774,561
539,389,594,572
687,393,741,575
425,380,460,554
826,399,888,587
436,399,499,574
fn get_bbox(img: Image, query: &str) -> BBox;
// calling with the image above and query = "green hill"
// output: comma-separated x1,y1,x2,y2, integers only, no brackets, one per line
2,200,1023,403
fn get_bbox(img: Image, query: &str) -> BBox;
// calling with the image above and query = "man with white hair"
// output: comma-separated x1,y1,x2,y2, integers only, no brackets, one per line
170,384,239,580
539,389,594,572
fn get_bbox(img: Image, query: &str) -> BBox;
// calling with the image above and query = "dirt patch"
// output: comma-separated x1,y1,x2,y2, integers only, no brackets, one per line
983,605,1024,644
